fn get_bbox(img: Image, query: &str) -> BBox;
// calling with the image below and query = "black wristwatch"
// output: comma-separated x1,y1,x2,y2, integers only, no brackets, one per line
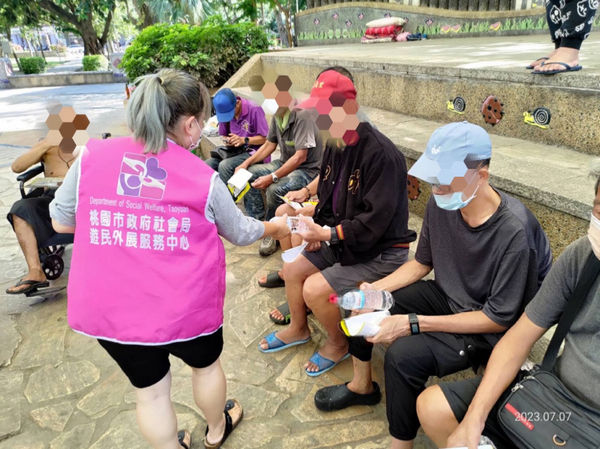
244,136,250,146
408,313,420,335
330,227,339,244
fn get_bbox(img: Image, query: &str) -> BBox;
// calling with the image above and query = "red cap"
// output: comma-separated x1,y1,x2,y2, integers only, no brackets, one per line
296,70,357,112
328,294,339,304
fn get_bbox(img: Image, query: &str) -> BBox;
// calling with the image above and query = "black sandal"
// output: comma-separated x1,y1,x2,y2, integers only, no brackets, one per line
258,271,285,288
178,429,191,449
268,302,313,325
203,399,243,449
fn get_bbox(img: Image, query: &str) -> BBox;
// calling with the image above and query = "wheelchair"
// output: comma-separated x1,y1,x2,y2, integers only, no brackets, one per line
12,133,112,294
16,163,73,283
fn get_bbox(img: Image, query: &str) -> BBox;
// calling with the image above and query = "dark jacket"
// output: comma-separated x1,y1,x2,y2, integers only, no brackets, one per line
314,122,416,265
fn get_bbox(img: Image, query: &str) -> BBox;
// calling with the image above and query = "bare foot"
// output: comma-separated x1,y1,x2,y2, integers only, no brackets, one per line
259,326,310,351
528,48,558,69
269,306,286,322
258,270,283,286
304,340,348,373
533,47,580,73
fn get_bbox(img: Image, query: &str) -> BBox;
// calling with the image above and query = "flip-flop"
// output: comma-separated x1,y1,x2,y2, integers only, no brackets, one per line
258,331,311,353
525,57,549,69
258,271,285,288
532,61,582,75
177,429,191,449
305,352,350,377
5,279,49,295
204,399,243,449
268,302,313,325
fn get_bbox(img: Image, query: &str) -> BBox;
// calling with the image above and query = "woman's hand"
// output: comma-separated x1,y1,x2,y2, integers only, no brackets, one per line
270,215,291,241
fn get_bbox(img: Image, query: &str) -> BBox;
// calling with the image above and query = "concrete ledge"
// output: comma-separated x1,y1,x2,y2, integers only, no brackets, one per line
7,71,126,89
247,49,600,155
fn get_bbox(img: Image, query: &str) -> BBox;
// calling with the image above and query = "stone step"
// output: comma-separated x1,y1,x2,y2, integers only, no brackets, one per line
225,34,600,155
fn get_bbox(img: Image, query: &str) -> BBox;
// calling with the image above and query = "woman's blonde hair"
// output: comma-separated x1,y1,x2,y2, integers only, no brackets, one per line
126,68,210,154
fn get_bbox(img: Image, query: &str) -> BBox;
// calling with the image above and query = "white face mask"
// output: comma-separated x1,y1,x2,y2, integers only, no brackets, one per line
188,119,202,150
588,213,600,259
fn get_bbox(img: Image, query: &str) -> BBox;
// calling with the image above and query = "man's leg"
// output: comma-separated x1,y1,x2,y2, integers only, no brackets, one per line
204,157,221,172
417,385,462,447
385,333,472,448
303,271,348,372
217,153,250,184
6,213,46,293
263,169,312,221
304,247,409,382
418,377,518,449
243,161,282,220
259,253,320,349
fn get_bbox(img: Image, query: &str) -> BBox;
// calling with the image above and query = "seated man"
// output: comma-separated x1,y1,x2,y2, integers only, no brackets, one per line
6,139,78,294
235,96,323,256
417,165,600,449
314,122,552,449
258,68,417,377
205,88,269,183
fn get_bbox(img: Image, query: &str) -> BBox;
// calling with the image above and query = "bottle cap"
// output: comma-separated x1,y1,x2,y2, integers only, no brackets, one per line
328,294,338,304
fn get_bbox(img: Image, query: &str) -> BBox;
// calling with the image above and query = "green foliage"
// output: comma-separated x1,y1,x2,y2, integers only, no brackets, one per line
19,56,46,74
82,54,108,71
120,22,268,87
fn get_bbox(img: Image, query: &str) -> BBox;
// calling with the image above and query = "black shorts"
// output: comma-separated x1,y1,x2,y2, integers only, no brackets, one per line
98,328,224,388
440,376,519,449
7,192,56,245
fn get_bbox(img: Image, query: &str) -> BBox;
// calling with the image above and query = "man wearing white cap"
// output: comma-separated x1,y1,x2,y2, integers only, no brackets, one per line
314,121,552,449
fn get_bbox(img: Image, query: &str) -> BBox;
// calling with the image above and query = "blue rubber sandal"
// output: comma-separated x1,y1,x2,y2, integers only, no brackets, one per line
258,331,311,353
305,352,350,377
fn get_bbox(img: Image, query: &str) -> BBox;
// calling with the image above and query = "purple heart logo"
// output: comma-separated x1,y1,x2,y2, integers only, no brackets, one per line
145,157,167,181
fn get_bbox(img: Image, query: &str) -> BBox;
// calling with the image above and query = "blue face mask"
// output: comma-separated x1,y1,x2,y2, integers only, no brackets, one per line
433,184,480,211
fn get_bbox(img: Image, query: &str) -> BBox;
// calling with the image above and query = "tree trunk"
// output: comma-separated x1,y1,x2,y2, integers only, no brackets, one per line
141,3,156,28
283,10,294,47
79,18,102,55
274,11,289,47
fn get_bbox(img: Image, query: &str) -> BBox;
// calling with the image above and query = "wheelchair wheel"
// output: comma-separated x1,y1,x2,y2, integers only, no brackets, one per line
43,255,64,280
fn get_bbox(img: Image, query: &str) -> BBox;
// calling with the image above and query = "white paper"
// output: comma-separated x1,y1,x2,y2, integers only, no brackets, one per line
227,169,253,196
278,195,302,210
281,242,308,263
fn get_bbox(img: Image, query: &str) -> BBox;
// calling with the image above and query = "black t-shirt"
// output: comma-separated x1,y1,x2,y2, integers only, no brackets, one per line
416,190,552,344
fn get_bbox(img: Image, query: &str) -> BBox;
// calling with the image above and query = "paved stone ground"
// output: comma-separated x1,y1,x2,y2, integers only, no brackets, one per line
0,84,437,448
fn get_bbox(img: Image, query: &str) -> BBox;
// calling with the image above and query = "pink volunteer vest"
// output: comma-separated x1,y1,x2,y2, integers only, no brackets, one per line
68,137,225,344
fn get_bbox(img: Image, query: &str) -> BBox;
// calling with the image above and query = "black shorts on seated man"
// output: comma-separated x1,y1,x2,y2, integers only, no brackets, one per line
314,121,553,449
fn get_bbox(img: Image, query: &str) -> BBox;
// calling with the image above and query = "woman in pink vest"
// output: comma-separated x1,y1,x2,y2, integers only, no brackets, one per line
49,69,289,449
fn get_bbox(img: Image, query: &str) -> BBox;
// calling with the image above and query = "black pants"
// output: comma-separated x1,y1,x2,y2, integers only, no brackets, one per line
348,281,494,441
546,0,597,50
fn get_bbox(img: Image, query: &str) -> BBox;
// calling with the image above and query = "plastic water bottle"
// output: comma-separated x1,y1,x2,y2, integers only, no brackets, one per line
329,289,394,310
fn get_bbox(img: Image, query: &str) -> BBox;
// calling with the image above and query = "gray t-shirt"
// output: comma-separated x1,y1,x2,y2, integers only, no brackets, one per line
50,156,265,246
416,191,551,344
525,236,600,408
266,109,323,177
